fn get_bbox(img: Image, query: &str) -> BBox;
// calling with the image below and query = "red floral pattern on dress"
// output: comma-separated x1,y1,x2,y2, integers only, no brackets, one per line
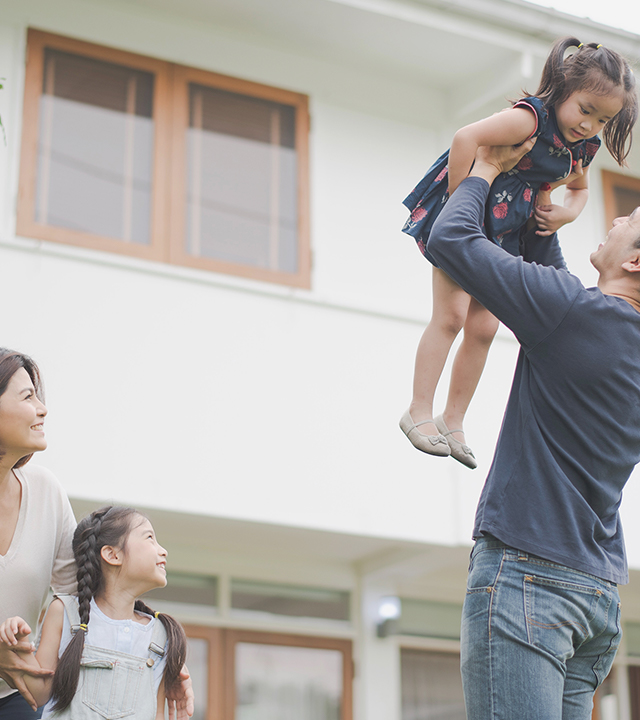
435,167,447,183
586,141,599,160
493,202,508,219
400,97,601,258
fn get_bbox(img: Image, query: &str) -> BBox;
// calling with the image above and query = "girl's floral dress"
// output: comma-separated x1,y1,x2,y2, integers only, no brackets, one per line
402,96,601,266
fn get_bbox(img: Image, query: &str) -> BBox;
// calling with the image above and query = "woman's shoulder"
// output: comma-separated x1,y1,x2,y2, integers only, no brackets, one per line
16,463,63,491
16,464,70,511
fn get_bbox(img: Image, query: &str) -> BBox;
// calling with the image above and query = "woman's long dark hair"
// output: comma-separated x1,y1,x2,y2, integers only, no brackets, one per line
0,348,44,469
530,36,638,165
51,506,187,712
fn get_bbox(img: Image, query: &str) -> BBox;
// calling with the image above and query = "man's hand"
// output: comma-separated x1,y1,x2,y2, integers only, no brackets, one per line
470,138,537,184
166,665,194,720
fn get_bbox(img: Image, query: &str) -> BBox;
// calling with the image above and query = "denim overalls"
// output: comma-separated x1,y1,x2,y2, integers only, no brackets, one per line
45,595,167,720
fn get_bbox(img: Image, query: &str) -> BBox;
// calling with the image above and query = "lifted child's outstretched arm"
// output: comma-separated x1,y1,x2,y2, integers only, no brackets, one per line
0,599,64,709
448,107,538,194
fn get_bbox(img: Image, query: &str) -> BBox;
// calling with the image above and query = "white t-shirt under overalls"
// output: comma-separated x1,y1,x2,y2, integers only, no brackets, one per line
42,596,167,719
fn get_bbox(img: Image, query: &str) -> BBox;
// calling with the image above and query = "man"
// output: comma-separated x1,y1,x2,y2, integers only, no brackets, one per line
427,138,640,719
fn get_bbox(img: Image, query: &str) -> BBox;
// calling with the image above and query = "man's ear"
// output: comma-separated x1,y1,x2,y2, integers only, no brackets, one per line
622,251,640,274
101,545,123,566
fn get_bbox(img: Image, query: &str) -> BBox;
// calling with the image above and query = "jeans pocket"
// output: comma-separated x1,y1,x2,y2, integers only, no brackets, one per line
81,658,143,719
466,548,503,594
523,574,603,661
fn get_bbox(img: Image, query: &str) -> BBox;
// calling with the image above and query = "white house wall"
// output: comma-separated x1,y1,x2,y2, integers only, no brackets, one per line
0,0,639,563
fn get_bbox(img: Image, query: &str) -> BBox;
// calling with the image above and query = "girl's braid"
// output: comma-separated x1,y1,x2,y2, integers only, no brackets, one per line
51,507,113,711
74,507,111,624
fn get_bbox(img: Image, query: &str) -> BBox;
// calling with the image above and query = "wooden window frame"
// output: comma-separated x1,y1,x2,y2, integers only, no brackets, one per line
601,169,640,234
224,629,353,720
169,65,310,288
183,624,224,720
17,29,173,262
17,28,311,288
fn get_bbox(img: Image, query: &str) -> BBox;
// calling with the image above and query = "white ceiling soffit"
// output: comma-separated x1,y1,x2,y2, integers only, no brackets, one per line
328,0,640,60
114,0,640,120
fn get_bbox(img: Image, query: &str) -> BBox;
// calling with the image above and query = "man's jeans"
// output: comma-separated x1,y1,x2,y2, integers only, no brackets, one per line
461,535,621,720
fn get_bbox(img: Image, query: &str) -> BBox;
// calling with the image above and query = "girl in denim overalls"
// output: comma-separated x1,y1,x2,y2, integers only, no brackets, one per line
0,507,187,719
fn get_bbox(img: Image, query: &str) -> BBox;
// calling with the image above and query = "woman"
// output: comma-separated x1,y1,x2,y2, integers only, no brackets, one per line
0,349,193,719
0,349,75,718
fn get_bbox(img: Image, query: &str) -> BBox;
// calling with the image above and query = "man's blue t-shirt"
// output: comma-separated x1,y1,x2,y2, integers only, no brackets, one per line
428,176,640,584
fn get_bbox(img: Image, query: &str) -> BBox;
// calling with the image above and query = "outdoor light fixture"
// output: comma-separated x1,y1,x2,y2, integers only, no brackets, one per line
376,596,401,638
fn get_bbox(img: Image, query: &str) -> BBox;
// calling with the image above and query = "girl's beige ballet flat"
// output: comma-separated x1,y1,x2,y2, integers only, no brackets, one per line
434,414,477,469
399,410,451,457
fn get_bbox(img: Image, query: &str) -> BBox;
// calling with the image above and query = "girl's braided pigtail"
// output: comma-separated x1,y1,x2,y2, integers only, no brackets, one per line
50,507,111,711
134,600,187,696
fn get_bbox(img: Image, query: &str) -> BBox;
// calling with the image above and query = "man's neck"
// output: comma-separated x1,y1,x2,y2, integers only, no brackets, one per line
598,280,640,312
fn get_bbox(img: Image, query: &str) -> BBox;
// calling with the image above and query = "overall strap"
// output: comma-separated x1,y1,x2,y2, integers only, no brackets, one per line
53,593,82,634
148,616,168,663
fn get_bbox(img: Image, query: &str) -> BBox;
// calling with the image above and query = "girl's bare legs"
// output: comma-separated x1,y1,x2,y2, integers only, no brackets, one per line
408,267,471,437
442,297,499,444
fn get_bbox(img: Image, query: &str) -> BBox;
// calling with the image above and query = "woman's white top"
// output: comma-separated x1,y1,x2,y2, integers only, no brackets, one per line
0,464,76,698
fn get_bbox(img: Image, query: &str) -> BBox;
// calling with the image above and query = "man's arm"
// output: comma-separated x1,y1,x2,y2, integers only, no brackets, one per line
427,143,583,350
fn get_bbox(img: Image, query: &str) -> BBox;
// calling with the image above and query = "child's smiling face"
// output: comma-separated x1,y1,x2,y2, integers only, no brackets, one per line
555,88,623,144
120,517,168,593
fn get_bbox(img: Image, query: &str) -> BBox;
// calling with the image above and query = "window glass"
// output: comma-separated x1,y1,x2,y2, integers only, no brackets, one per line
400,649,465,720
186,84,298,272
609,184,640,218
231,580,350,622
35,48,154,244
602,170,640,234
143,572,217,616
398,599,462,640
236,642,342,720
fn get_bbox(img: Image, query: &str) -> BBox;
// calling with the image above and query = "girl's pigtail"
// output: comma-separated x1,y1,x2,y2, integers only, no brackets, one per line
534,36,582,104
602,61,638,165
135,600,187,694
50,509,109,712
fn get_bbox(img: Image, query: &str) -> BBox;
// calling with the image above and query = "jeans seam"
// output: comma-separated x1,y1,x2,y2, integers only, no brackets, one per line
487,549,506,719
511,556,616,587
591,594,617,685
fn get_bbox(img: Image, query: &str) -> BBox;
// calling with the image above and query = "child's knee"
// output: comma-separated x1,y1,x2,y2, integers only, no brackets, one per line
434,308,466,338
466,312,499,345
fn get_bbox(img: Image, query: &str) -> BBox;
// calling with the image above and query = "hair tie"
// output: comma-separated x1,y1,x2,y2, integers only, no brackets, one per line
578,43,583,48
154,611,160,619
79,623,88,632
596,44,602,49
